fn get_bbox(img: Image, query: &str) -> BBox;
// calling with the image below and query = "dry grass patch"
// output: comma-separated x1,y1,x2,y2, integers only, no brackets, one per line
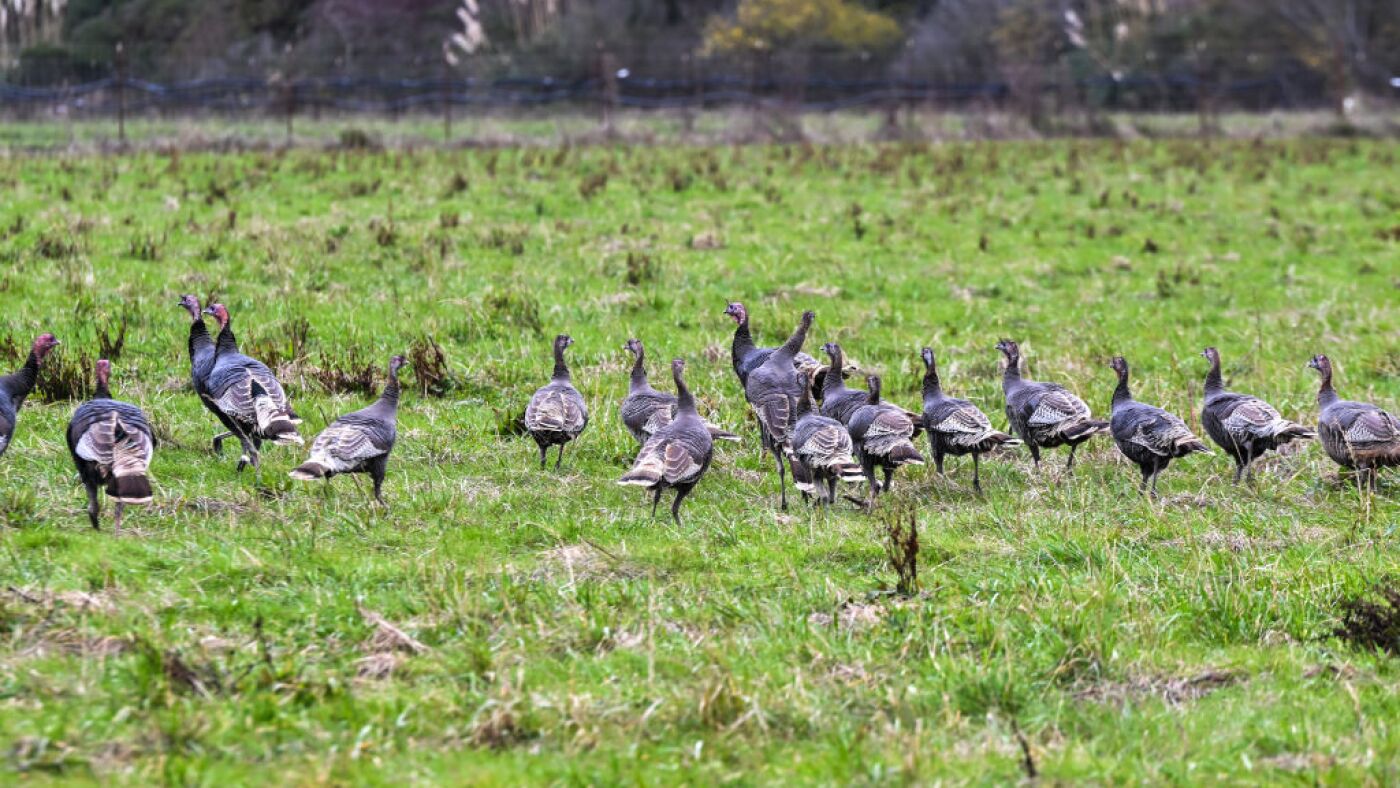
1072,669,1244,706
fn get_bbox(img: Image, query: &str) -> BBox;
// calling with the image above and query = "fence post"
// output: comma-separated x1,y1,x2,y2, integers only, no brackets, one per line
598,47,618,133
284,81,295,144
442,63,453,143
115,42,127,146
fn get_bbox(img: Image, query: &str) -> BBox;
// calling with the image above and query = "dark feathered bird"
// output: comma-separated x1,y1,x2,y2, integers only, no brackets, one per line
1200,347,1313,483
525,334,589,469
920,347,1019,491
997,339,1108,472
743,310,814,510
620,339,738,444
786,384,864,505
0,333,59,461
618,358,713,523
1308,354,1400,489
847,374,924,499
66,359,154,531
819,342,867,425
179,294,238,455
200,304,303,473
1108,356,1211,496
290,355,406,505
725,302,825,393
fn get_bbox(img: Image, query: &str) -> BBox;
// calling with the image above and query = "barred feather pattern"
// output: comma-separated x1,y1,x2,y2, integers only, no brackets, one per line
70,401,154,501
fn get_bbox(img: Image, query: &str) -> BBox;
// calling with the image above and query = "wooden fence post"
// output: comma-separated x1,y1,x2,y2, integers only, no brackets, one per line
115,42,127,146
443,63,453,143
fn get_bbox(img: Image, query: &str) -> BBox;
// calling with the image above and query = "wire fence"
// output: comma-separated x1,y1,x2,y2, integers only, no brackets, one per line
0,69,1345,119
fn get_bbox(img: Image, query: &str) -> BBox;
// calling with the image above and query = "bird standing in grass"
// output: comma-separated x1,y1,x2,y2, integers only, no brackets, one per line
846,374,924,500
0,333,58,461
620,338,737,444
743,310,815,510
619,358,713,523
920,347,1019,492
290,355,406,506
66,359,154,532
998,339,1108,472
786,384,864,506
526,334,588,469
725,301,826,395
201,304,303,474
1308,354,1400,489
178,294,235,454
819,342,866,425
1107,356,1211,496
1199,347,1312,483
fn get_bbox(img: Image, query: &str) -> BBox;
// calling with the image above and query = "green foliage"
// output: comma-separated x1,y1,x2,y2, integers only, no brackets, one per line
701,0,903,57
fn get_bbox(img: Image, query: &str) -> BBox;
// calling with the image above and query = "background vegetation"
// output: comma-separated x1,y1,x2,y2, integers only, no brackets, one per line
3,0,1398,117
0,138,1398,781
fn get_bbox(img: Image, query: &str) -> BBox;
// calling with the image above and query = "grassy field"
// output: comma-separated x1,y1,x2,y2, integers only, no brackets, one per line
2,107,1396,151
0,138,1399,783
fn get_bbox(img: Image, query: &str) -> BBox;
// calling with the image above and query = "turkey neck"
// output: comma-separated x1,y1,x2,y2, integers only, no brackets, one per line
214,320,238,356
1112,366,1133,407
94,374,111,400
1203,355,1225,398
1316,363,1338,409
774,316,812,362
629,348,648,391
188,318,214,362
552,344,571,381
3,350,42,405
378,367,401,411
823,349,845,398
866,379,882,406
673,366,696,415
1001,352,1023,390
731,315,756,364
921,357,942,403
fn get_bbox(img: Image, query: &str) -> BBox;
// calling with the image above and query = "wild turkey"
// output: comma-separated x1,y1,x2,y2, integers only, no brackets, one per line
620,339,738,444
1308,354,1400,489
819,342,867,425
290,355,406,505
997,339,1108,472
66,359,154,531
201,304,303,473
725,301,825,393
743,309,814,510
847,374,925,499
1108,356,1211,496
618,358,713,523
920,347,1019,491
1200,346,1313,482
786,383,864,505
525,334,589,469
0,333,59,460
179,294,237,454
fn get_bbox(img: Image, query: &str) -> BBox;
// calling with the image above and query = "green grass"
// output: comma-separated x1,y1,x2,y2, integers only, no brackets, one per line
0,139,1398,783
2,107,1395,151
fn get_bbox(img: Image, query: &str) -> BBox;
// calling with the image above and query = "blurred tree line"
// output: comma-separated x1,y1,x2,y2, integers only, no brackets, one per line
3,0,1397,113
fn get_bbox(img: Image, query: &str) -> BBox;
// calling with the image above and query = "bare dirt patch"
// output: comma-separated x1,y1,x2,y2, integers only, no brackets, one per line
1332,583,1400,655
534,543,639,584
7,586,119,615
808,601,884,631
1072,669,1244,706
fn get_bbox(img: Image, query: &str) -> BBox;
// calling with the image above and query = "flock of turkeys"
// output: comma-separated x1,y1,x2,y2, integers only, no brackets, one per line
1,299,1397,531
